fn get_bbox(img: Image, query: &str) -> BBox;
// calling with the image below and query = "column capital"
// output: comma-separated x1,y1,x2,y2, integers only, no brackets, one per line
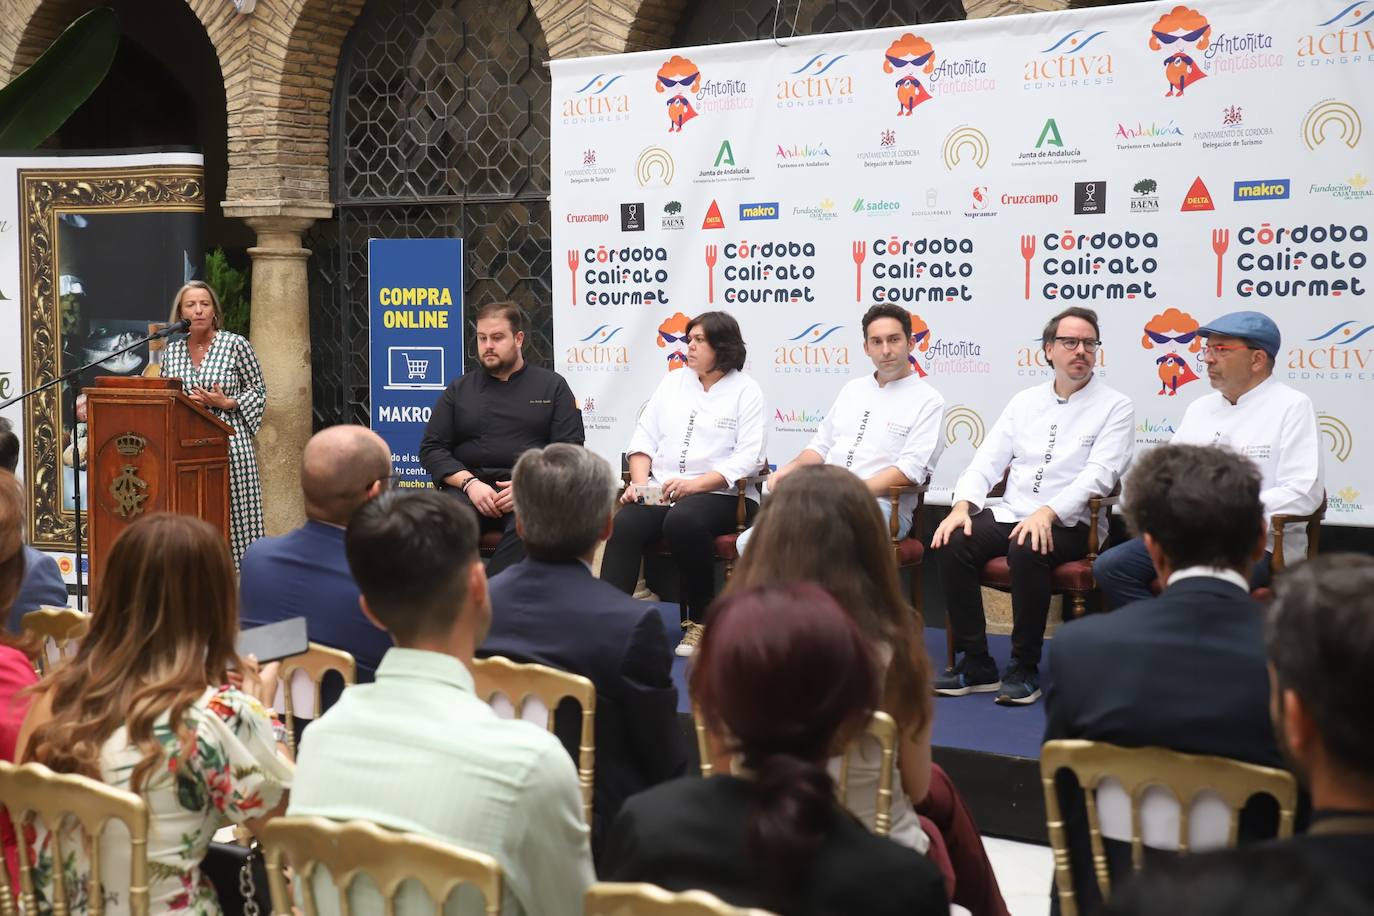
222,199,334,235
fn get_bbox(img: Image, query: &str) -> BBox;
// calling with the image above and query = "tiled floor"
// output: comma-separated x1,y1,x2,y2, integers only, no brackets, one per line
984,836,1053,916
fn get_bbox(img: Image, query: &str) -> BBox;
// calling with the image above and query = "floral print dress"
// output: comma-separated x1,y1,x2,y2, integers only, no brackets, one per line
30,686,293,916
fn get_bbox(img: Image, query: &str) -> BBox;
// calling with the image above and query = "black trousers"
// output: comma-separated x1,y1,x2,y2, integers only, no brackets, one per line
935,509,1090,669
447,487,525,576
600,492,755,623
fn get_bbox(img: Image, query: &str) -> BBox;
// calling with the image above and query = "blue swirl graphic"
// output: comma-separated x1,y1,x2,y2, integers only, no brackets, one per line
575,73,623,94
1318,2,1370,27
789,324,844,342
579,325,624,342
1308,321,1374,345
790,53,848,75
1040,30,1107,53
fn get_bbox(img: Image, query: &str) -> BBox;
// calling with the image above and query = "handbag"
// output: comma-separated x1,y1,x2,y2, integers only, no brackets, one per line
204,840,272,916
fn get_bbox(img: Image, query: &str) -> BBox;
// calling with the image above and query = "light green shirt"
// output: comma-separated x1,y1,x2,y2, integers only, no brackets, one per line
288,647,594,916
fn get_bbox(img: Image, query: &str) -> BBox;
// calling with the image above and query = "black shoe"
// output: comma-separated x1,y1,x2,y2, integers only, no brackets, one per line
994,660,1041,706
933,654,1001,696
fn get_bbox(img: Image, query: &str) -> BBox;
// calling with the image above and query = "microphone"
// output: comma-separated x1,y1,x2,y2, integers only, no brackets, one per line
155,319,192,337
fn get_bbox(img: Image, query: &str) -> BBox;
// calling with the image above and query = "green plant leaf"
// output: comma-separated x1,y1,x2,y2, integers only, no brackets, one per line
0,8,120,150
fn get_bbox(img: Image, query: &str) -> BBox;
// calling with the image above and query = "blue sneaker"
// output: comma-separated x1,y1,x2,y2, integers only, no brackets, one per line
932,654,1001,696
994,661,1041,706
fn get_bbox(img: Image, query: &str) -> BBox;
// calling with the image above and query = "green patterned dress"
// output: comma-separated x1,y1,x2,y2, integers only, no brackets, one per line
162,331,267,564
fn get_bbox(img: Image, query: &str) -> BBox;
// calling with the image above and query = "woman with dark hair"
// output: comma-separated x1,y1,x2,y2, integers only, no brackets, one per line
17,512,292,916
601,583,946,915
599,310,768,656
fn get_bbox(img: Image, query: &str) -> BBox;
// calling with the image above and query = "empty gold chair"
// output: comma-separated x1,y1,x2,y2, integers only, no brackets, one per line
19,606,88,676
1040,739,1298,916
586,882,778,916
0,760,150,916
470,655,596,825
274,642,357,753
262,816,503,916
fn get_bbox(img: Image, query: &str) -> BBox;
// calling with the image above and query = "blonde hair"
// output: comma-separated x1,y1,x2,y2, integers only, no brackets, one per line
169,281,224,330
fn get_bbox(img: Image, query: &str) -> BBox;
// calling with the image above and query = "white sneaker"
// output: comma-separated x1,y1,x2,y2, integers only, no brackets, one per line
675,621,705,657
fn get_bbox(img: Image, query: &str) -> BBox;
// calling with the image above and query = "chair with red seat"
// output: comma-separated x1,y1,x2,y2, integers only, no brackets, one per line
886,480,929,622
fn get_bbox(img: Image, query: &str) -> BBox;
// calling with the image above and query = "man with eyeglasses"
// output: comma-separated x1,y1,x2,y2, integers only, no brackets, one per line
1095,310,1323,608
239,424,396,684
931,306,1135,706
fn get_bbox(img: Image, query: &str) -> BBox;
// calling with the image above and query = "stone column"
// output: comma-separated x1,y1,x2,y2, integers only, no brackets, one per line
223,200,333,536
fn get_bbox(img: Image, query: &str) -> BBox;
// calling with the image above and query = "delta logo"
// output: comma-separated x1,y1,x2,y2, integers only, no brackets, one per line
739,202,780,221
882,34,936,117
777,53,856,109
1181,176,1216,211
561,73,630,124
1141,307,1202,396
1023,28,1115,90
775,323,851,375
1131,177,1161,213
1298,2,1374,67
1233,179,1291,201
1148,6,1212,98
656,312,691,371
565,325,630,373
1287,321,1374,379
702,200,726,230
656,56,703,132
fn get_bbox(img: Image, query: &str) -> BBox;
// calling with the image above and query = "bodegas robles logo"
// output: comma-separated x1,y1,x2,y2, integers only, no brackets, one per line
1023,29,1114,90
561,73,629,124
777,53,856,109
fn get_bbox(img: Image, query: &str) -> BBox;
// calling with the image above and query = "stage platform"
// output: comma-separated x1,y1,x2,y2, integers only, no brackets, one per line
658,603,1049,843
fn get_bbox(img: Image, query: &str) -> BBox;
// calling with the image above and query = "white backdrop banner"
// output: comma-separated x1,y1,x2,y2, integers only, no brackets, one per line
551,0,1373,524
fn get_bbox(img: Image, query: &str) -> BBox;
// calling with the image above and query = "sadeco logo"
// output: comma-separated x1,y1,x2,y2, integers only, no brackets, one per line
774,323,851,374
561,73,629,123
564,325,630,372
739,202,779,221
1233,179,1290,201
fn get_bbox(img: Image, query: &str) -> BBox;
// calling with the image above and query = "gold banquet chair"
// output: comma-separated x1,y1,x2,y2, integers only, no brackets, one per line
1040,739,1298,916
20,606,88,676
262,817,503,916
586,882,778,916
470,656,596,825
0,760,150,916
273,642,357,753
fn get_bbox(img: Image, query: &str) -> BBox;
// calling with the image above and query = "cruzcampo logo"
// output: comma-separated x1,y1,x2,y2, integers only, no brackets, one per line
1036,118,1064,148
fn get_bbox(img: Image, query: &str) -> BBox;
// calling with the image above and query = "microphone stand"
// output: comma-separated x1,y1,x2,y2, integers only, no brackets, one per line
0,324,185,612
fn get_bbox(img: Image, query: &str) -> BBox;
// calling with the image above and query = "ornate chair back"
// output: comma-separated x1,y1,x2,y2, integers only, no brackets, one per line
20,606,88,676
273,642,356,753
586,882,779,916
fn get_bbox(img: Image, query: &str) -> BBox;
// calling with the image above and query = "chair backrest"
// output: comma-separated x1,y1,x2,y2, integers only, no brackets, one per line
262,816,503,916
20,606,88,676
586,882,778,916
1040,739,1298,916
470,655,596,824
0,760,150,916
1270,490,1327,572
273,642,356,753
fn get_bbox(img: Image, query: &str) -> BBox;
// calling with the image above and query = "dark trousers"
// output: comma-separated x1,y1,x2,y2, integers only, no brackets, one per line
935,509,1090,669
600,493,754,622
447,488,525,576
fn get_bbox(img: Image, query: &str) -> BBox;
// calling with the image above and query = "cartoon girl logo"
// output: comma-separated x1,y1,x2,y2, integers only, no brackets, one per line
883,35,936,117
907,313,932,377
657,311,691,370
1142,307,1202,395
1148,7,1212,97
655,56,701,132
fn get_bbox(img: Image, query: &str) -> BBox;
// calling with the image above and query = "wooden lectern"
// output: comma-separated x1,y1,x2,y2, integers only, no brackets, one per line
85,376,233,590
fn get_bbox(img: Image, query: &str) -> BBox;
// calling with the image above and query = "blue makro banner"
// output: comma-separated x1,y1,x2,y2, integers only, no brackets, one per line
368,238,464,489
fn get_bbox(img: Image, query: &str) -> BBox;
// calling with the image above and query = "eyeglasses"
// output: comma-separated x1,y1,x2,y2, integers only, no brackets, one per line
1054,336,1101,352
1145,330,1197,345
372,474,397,491
657,72,699,89
885,52,934,68
1152,25,1209,44
659,331,688,343
1201,344,1255,356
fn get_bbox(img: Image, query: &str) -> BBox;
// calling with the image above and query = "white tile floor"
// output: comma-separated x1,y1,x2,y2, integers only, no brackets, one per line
983,836,1053,916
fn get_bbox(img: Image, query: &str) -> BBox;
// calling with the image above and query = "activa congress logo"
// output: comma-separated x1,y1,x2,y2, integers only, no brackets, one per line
1298,3,1374,67
564,325,629,372
1141,307,1202,396
1287,320,1374,380
778,52,856,109
775,323,851,374
1148,6,1212,98
1302,99,1363,150
1024,29,1114,90
1233,179,1290,201
561,72,630,124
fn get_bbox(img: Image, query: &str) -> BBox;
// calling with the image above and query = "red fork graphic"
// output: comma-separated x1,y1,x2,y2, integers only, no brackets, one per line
705,244,718,303
567,249,579,306
852,241,867,302
1019,234,1036,300
1212,228,1230,298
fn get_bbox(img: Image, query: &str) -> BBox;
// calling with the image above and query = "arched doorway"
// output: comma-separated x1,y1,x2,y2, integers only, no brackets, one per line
673,0,965,48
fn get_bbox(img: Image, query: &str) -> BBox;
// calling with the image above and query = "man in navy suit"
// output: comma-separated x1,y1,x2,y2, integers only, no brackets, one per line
239,425,394,682
2,419,69,631
482,443,685,854
1044,443,1282,912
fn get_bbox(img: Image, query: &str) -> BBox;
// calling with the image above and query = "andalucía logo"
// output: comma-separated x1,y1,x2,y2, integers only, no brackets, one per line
657,312,691,371
1116,119,1185,151
565,325,629,372
695,139,755,184
774,406,826,434
562,73,629,125
776,141,833,168
1233,179,1290,201
1299,3,1374,68
1148,7,1212,97
882,34,936,118
1132,178,1161,212
702,200,725,230
1181,176,1215,211
778,53,855,109
1141,307,1202,396
775,323,850,375
656,56,702,132
1023,29,1114,90
1014,118,1086,167
1288,320,1374,381
739,202,779,221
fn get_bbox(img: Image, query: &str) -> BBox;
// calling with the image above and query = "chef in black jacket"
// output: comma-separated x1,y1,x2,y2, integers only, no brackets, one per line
420,302,584,574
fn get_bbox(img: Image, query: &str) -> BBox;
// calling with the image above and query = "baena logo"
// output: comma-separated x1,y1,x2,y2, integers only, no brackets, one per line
561,72,630,125
775,323,850,374
882,34,936,117
1141,307,1202,396
661,201,685,230
1024,29,1114,90
1148,6,1212,97
1287,320,1374,380
778,53,856,109
636,146,675,187
1298,3,1374,67
1181,176,1216,211
1132,177,1161,212
656,311,692,371
656,56,702,132
739,202,779,221
1302,99,1363,150
1233,179,1290,201
942,125,990,169
565,325,629,373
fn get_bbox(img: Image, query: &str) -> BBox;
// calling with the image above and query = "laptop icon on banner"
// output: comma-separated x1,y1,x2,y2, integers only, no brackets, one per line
386,346,445,390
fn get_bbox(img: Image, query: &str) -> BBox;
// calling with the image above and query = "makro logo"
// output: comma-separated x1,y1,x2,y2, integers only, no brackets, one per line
1298,3,1374,67
1148,7,1212,98
1141,307,1202,396
1024,29,1114,89
942,125,990,169
777,53,856,108
1287,320,1374,379
740,202,779,221
565,325,629,372
561,72,630,124
656,55,702,132
1302,99,1363,150
775,323,851,374
882,34,936,117
1233,179,1290,201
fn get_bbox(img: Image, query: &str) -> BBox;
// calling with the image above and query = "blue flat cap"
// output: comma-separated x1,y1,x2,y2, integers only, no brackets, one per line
1198,310,1280,358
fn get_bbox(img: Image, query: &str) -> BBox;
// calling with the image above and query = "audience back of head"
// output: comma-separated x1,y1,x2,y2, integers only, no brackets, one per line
301,424,393,525
0,417,18,474
512,443,616,560
0,470,24,613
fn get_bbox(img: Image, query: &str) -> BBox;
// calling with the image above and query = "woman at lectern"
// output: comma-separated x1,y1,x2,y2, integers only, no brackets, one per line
161,281,267,564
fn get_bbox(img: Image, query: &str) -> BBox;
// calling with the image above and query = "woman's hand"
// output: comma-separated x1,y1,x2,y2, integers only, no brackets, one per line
661,476,707,502
621,482,642,505
189,383,237,411
234,655,282,707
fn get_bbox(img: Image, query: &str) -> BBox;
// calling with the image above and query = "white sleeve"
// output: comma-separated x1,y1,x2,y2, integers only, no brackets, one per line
951,399,1018,510
1261,398,1323,521
1046,395,1136,523
712,379,768,488
626,374,670,464
804,387,843,460
892,391,946,485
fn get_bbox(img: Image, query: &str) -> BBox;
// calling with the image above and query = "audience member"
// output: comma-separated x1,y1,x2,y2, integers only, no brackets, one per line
0,470,39,886
289,489,592,916
0,417,67,632
599,310,768,656
239,424,394,682
933,306,1135,706
601,583,948,916
17,513,291,915
420,301,585,575
731,464,1007,916
1043,444,1280,912
1095,310,1323,607
482,443,684,853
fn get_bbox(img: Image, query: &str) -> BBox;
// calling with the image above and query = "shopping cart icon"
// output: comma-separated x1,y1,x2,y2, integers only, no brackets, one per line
386,346,445,390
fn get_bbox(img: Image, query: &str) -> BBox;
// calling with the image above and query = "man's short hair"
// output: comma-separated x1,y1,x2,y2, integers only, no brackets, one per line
0,418,17,473
300,426,392,525
1040,306,1101,348
475,301,526,335
685,311,747,373
1267,554,1374,780
345,490,479,643
860,304,912,340
1122,444,1263,570
512,444,617,561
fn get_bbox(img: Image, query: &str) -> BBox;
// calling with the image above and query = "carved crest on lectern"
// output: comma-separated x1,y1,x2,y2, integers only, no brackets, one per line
109,465,149,518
